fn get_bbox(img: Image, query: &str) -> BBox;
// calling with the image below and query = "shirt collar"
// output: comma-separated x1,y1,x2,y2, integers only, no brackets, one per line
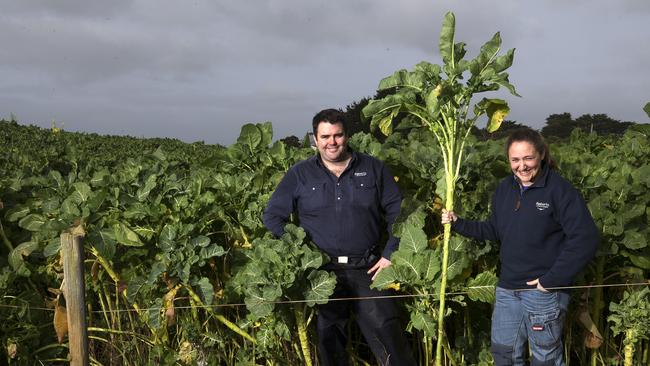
314,148,357,170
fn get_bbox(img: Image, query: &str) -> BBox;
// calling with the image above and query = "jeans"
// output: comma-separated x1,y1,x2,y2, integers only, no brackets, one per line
491,287,570,366
317,268,416,366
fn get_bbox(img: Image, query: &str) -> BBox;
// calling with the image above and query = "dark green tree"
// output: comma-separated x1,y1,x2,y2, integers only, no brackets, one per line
542,113,636,139
541,112,576,139
280,135,302,148
575,114,634,135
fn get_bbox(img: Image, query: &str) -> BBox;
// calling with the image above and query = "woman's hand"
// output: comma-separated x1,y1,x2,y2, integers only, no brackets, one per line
526,278,549,292
441,208,457,225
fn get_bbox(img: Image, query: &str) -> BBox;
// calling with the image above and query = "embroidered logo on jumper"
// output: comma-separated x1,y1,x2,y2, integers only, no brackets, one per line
354,172,367,177
536,202,550,211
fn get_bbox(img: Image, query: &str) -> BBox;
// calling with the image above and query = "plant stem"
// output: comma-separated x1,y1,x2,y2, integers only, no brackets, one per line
442,336,459,366
0,218,14,252
184,285,256,343
624,328,636,366
90,247,119,284
90,247,149,329
34,342,68,354
590,255,605,366
465,307,473,350
435,159,455,366
422,335,431,366
294,306,313,366
87,327,154,346
624,342,633,366
350,352,372,366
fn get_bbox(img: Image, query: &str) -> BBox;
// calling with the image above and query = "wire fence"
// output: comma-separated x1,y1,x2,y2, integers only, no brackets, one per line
2,281,648,314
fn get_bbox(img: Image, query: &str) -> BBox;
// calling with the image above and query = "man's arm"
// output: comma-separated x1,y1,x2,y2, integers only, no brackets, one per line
263,169,298,237
378,163,402,259
367,163,401,280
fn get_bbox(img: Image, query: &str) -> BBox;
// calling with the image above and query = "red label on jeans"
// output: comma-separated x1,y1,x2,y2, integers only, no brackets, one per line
532,325,544,331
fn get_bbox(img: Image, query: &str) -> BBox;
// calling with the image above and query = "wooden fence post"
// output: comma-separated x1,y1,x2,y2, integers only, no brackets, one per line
61,226,89,366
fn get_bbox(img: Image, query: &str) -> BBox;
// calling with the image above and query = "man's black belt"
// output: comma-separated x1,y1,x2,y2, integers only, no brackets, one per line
324,247,379,269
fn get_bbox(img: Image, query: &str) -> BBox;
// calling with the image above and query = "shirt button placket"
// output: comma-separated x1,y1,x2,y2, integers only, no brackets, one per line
335,180,343,213
336,181,341,201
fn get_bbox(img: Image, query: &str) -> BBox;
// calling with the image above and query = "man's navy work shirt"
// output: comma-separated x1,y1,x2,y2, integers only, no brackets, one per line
263,151,402,260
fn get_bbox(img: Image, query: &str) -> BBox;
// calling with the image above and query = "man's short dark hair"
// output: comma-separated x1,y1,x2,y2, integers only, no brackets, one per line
312,109,349,136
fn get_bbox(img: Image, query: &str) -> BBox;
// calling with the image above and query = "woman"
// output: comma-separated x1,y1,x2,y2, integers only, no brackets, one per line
441,128,598,365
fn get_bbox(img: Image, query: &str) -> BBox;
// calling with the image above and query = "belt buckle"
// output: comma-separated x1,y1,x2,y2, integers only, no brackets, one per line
337,256,348,264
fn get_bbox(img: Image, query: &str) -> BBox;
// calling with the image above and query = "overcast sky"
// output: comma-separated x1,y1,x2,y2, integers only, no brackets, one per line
1,1,649,146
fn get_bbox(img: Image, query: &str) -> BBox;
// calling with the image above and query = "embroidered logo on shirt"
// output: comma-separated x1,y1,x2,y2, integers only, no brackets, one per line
536,202,550,211
354,172,367,177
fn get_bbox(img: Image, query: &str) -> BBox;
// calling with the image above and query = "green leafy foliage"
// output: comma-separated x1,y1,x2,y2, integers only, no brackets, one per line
229,224,335,360
466,271,497,303
8,241,39,276
1,110,650,365
0,118,314,364
231,224,335,319
608,287,650,346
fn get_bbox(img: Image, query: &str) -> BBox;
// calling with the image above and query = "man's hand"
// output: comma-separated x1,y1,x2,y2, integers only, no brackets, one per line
368,257,392,281
526,278,548,292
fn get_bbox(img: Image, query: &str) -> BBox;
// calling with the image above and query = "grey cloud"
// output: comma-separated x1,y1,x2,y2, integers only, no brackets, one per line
211,1,525,59
1,0,648,147
1,2,222,85
1,0,134,19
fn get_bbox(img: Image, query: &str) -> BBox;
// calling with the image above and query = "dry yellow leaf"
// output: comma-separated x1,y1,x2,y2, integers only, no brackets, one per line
584,330,603,349
178,341,195,364
432,196,444,212
386,282,401,291
91,260,100,283
6,342,17,359
433,84,442,97
215,288,224,300
578,308,603,349
163,284,181,326
54,295,68,344
165,306,176,326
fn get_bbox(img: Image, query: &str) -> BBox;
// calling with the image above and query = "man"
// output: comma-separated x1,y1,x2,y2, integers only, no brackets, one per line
263,109,416,366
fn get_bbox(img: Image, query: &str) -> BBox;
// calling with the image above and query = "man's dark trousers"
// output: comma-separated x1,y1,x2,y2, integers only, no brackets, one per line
317,267,416,366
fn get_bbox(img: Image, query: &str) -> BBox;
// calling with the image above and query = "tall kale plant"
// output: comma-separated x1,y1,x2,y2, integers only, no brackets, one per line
363,12,518,365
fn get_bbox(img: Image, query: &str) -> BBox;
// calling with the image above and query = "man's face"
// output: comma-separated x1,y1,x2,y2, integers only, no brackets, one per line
508,140,543,186
315,121,348,163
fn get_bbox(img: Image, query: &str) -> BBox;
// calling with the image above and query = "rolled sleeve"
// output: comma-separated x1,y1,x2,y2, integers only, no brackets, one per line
263,168,298,238
379,164,402,259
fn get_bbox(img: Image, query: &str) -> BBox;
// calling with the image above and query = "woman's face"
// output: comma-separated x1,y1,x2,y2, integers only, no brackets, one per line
508,141,543,186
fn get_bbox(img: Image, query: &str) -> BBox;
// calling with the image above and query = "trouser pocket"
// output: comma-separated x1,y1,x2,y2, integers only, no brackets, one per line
528,308,562,347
